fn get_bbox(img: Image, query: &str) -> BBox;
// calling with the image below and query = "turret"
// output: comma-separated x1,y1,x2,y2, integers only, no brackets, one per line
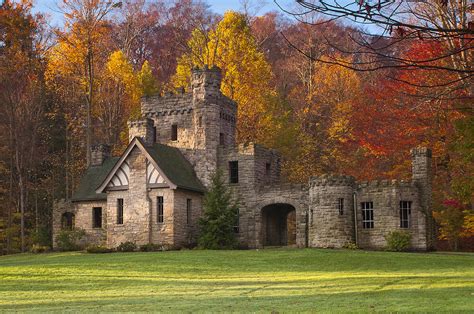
308,175,356,248
191,65,222,102
128,118,155,146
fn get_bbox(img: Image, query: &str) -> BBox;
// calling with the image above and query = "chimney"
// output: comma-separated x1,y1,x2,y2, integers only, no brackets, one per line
411,146,434,249
411,147,432,183
91,144,111,167
191,65,222,101
128,118,155,146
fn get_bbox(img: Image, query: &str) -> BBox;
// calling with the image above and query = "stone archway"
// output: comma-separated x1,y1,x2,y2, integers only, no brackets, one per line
261,203,296,247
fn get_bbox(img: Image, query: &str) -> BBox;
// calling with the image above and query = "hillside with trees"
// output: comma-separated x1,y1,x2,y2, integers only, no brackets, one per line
0,0,472,253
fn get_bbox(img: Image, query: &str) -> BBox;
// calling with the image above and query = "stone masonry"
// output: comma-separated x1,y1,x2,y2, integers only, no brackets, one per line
53,66,432,251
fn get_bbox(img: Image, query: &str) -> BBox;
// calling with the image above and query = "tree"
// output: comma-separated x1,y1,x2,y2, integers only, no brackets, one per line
0,0,48,252
56,0,121,166
433,199,473,251
278,0,473,97
173,11,277,143
198,170,239,249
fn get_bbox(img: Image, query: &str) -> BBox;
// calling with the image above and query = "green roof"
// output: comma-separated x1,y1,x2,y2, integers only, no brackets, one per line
145,142,206,193
71,157,119,202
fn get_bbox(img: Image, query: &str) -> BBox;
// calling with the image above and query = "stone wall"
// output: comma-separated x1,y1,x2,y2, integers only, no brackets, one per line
356,180,427,250
173,190,203,247
52,199,106,249
106,147,150,248
149,188,175,246
309,176,355,248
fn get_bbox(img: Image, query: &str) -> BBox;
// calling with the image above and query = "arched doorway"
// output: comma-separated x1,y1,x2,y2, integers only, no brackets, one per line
262,203,296,246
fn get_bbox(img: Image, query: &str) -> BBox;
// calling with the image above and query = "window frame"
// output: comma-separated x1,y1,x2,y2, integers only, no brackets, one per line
157,196,164,223
186,199,192,225
400,201,412,229
229,161,239,184
337,198,344,216
265,162,271,176
361,201,374,229
117,198,124,225
92,207,102,229
171,124,178,141
219,133,225,146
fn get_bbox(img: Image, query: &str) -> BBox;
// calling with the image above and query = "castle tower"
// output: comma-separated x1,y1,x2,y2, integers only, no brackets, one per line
411,147,433,248
190,66,236,186
308,175,356,248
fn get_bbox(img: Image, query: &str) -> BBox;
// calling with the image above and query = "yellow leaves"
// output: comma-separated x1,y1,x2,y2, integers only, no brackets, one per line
137,61,158,97
106,50,139,101
173,11,276,143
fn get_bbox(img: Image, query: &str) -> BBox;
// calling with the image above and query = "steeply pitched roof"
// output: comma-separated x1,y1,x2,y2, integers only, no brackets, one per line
145,142,206,193
95,138,206,195
71,157,120,202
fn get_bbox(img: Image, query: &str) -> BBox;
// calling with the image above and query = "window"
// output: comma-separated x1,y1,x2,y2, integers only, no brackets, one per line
219,133,225,145
400,201,412,228
361,202,374,229
337,198,344,216
152,126,157,143
92,207,102,228
157,196,164,223
61,212,74,230
265,163,271,176
186,199,192,225
198,116,202,127
171,124,178,141
229,161,239,183
117,198,124,224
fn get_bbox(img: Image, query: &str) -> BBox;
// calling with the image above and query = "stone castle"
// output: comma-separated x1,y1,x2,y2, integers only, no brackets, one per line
53,66,432,250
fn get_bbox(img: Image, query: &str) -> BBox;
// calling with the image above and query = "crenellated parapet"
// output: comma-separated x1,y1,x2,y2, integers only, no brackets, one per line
309,175,356,187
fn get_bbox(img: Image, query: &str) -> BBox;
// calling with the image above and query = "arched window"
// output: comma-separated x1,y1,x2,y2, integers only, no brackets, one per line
61,212,75,230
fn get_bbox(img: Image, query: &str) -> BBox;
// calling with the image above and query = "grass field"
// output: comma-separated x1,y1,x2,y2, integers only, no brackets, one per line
0,249,473,312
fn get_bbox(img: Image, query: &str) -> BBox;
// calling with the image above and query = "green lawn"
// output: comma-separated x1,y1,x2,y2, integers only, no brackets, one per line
0,249,473,312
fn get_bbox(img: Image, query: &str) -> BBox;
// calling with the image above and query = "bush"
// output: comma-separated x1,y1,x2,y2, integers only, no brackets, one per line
86,245,114,253
55,229,85,251
117,241,137,252
342,242,359,250
198,170,239,249
139,243,162,252
30,244,50,253
385,230,412,252
31,227,51,247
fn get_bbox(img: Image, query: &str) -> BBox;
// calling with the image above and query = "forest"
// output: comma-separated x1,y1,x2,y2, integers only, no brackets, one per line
0,0,472,253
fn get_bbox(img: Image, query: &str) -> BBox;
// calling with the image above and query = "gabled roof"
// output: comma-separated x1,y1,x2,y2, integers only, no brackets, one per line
95,138,206,194
146,143,206,193
71,157,120,202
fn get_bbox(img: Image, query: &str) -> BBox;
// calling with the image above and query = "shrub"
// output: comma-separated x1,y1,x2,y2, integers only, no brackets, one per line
139,243,162,252
342,242,359,250
198,170,239,249
30,244,50,253
55,229,85,251
86,245,114,253
385,230,412,252
117,241,137,252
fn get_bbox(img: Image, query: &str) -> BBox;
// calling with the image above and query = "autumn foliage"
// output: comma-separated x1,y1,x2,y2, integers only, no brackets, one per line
0,1,472,253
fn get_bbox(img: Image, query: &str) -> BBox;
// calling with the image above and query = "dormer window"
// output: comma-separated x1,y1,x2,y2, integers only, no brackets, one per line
171,124,178,141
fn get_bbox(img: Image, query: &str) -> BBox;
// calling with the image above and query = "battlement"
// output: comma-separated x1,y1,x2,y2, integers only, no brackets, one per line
309,175,355,187
411,147,432,157
357,179,413,189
